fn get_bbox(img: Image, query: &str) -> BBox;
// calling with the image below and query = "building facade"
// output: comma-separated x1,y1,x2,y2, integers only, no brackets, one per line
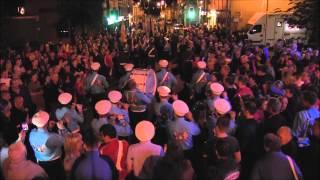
230,0,291,30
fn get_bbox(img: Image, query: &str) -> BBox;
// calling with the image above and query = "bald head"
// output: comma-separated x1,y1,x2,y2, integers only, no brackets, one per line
277,126,292,145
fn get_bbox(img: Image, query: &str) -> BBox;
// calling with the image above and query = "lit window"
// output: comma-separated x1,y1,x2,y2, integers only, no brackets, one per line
277,22,282,27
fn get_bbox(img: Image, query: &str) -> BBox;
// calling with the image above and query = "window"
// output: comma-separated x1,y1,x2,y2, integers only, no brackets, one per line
249,25,262,34
277,22,282,27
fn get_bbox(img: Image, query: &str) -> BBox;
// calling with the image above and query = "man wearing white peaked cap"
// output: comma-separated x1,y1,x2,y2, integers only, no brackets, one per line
168,100,200,151
29,110,65,179
191,61,210,94
127,121,163,177
119,63,134,89
91,100,112,135
85,62,109,104
108,90,132,138
156,59,177,89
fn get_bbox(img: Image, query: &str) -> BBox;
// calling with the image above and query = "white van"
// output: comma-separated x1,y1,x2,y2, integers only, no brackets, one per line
247,13,307,45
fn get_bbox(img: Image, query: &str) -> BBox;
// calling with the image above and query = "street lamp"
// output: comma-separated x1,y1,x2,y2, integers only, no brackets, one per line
17,7,25,15
188,7,196,20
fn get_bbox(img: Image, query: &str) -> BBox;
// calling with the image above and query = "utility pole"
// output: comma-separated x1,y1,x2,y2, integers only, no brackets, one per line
265,0,268,44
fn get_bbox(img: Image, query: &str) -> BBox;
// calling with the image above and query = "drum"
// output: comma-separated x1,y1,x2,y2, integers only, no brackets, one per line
130,69,157,95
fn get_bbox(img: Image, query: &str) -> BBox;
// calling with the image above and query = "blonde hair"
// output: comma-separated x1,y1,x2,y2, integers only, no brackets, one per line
64,133,82,155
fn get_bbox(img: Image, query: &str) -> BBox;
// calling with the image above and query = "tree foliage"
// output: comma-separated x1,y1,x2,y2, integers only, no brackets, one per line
283,0,320,44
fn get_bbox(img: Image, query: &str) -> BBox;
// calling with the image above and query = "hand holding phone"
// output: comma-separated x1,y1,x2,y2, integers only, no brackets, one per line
22,123,29,131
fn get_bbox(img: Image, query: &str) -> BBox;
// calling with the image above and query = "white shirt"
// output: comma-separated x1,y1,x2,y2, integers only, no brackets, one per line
127,141,163,176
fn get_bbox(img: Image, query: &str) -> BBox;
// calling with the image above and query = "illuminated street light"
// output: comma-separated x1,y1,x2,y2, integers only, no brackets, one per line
17,7,25,15
107,9,119,25
188,7,196,20
157,2,161,7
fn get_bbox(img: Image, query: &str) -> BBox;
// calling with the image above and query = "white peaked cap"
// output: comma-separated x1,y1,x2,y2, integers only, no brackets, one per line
210,82,224,96
108,90,122,103
58,92,72,105
225,58,232,63
135,121,155,142
124,63,134,72
32,110,50,128
197,61,207,69
213,98,231,115
157,86,171,97
172,100,189,116
159,59,169,68
91,62,101,71
95,100,112,115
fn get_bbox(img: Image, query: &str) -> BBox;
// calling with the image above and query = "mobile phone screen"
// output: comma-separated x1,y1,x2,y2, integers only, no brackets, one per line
22,123,28,131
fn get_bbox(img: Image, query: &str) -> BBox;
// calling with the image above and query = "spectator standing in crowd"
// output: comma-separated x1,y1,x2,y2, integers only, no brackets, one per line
2,141,48,180
0,99,19,145
251,133,303,180
262,97,287,135
153,141,194,180
71,128,117,180
63,133,83,179
206,116,241,167
28,73,46,110
277,126,298,160
307,118,320,179
100,124,129,180
206,139,240,180
235,101,259,179
293,91,320,147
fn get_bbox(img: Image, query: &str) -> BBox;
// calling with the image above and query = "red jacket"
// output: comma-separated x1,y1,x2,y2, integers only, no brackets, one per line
99,139,129,180
237,86,254,98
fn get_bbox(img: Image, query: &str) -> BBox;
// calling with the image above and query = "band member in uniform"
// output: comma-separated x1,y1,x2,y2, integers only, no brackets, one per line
156,60,177,90
85,62,109,105
91,100,112,136
118,63,134,90
207,82,225,112
123,80,153,131
168,100,200,160
55,92,84,133
108,90,132,140
29,111,66,180
150,86,174,123
127,121,164,178
191,61,210,100
150,86,174,146
207,98,234,138
146,42,157,68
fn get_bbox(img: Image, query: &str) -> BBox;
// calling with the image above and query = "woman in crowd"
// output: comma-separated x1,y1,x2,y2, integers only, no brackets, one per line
63,133,83,179
2,141,48,180
28,73,45,110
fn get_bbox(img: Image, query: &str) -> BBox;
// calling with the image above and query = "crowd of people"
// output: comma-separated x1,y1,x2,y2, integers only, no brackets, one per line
0,25,320,180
